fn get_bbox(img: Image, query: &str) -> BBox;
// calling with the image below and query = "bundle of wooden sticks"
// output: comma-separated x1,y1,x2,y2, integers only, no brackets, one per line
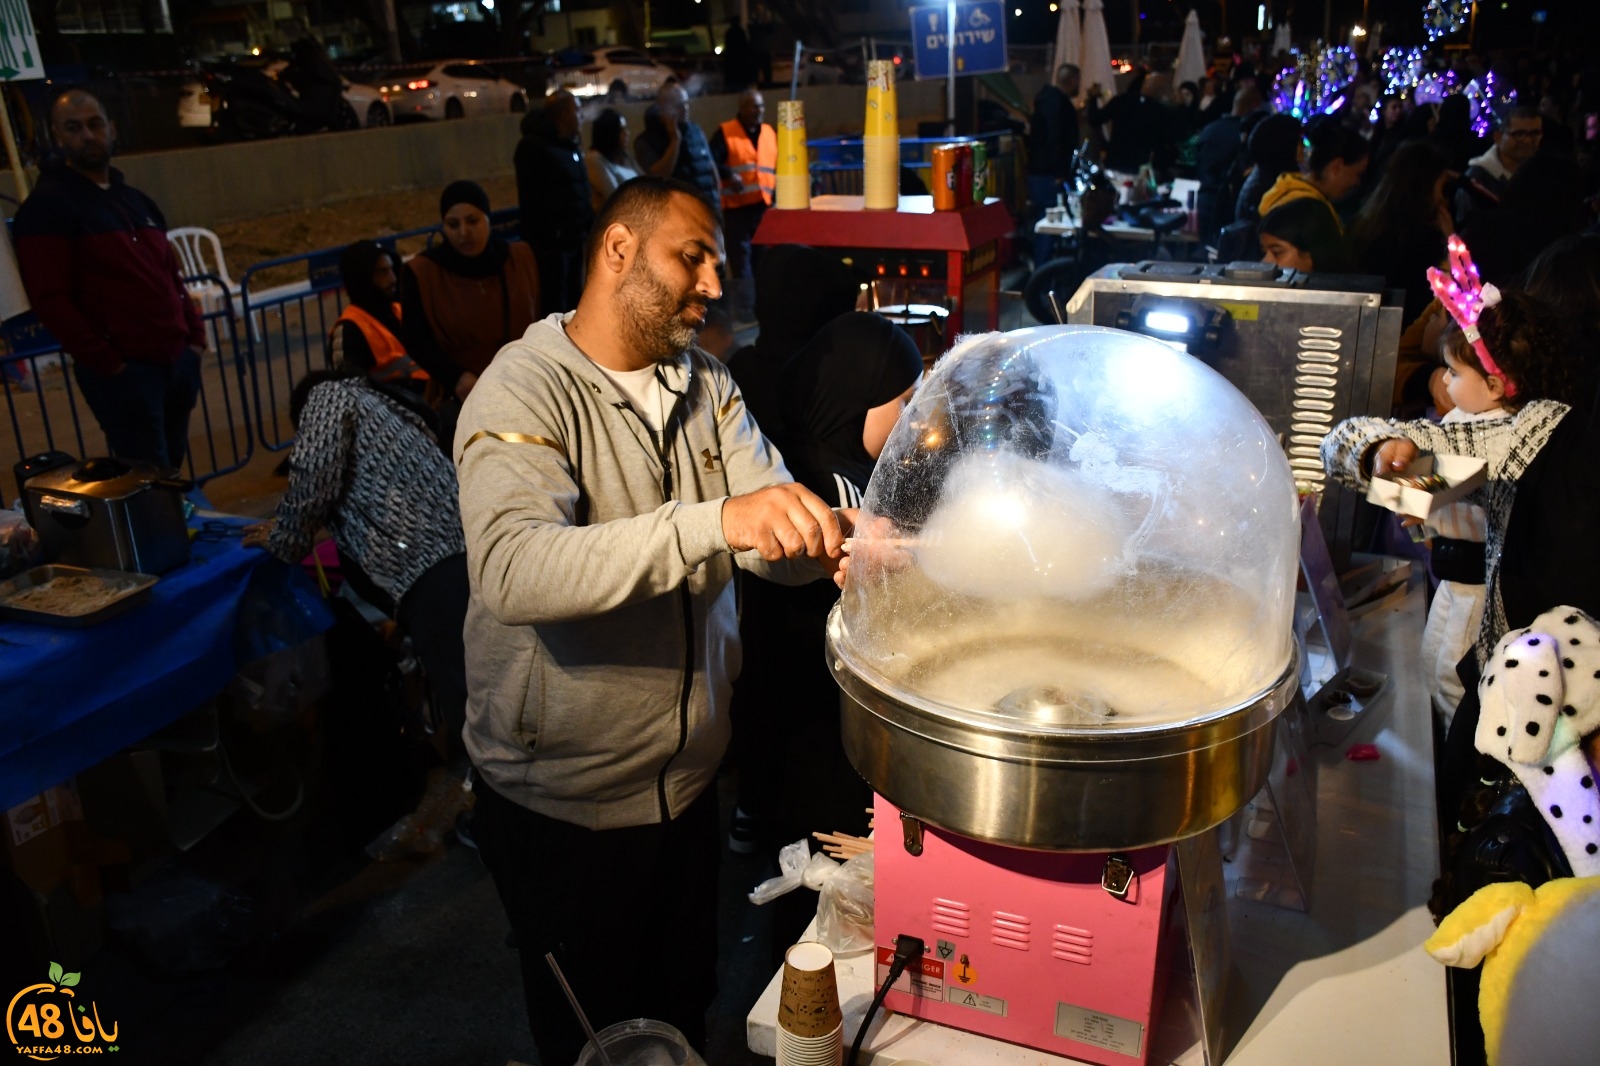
812,808,876,860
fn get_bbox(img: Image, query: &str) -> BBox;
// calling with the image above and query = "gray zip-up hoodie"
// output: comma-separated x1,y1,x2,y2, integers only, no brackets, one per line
455,313,822,829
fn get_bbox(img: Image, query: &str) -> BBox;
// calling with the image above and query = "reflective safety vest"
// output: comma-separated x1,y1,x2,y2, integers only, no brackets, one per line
334,303,427,383
720,119,777,209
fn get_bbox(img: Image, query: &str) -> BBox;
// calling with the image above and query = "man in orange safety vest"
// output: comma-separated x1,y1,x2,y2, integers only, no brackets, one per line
710,86,775,324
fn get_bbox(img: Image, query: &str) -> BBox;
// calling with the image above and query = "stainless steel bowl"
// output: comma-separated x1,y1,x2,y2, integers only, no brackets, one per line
828,605,1300,851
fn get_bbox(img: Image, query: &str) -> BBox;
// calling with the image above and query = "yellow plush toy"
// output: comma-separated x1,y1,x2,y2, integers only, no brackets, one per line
1425,876,1600,1066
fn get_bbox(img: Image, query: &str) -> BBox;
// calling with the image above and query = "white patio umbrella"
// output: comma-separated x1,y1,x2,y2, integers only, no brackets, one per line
1272,20,1291,56
1080,0,1118,100
1052,0,1081,85
1173,10,1206,88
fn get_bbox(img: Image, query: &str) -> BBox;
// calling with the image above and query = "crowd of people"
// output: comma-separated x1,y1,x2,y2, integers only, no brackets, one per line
1028,47,1600,325
7,77,899,1066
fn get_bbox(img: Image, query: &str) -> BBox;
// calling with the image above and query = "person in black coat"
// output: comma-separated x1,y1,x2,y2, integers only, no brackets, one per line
1086,70,1172,175
1027,64,1081,267
1234,112,1302,224
1195,84,1262,246
1462,154,1586,287
515,90,594,313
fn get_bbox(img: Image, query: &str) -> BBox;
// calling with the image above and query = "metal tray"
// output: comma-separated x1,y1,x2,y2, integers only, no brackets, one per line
0,564,157,628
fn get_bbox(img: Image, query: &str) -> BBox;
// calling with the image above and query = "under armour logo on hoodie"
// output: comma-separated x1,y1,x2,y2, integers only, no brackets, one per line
701,449,721,471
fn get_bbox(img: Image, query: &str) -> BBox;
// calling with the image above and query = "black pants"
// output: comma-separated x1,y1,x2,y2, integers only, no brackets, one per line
73,347,202,469
396,553,469,767
472,778,720,1065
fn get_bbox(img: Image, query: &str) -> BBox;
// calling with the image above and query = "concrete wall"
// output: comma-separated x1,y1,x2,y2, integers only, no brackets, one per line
0,75,1042,228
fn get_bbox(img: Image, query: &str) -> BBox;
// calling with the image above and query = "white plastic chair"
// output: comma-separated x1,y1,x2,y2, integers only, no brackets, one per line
167,226,259,342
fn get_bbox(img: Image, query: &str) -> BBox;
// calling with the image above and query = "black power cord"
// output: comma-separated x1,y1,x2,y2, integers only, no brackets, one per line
845,934,925,1066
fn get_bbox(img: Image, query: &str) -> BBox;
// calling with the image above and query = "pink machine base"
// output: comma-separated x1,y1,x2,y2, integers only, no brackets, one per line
873,795,1178,1065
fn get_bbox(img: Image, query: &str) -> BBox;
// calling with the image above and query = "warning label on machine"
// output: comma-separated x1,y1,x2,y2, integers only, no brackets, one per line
947,986,1007,1016
875,947,944,999
1054,1002,1144,1056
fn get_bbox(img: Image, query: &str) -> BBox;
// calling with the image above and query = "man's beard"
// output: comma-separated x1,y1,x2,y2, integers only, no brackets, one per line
68,146,109,171
616,254,706,363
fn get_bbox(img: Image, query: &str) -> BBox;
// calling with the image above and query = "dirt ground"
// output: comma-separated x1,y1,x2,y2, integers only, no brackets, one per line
211,176,518,289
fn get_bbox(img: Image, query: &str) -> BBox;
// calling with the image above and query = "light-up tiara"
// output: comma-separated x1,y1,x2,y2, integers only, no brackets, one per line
1427,234,1515,397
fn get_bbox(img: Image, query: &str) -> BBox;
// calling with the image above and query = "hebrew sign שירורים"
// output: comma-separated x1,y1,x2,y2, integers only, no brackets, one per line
0,0,42,82
910,1,1010,80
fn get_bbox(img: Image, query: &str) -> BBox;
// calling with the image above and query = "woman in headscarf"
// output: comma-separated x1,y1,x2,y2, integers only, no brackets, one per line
400,180,541,409
328,240,428,395
734,311,924,958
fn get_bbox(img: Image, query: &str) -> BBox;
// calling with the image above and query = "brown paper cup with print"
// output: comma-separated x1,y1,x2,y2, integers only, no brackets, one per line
777,941,842,1039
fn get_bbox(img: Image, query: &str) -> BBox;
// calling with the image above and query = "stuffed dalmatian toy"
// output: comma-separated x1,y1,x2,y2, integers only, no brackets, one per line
1475,606,1600,878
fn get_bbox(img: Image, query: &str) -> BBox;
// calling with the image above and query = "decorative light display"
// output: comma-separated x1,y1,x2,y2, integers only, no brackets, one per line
1382,47,1427,97
1273,45,1359,119
1463,71,1517,137
1424,0,1471,43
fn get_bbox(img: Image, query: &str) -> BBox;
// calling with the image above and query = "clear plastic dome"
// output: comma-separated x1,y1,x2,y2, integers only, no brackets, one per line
835,325,1300,732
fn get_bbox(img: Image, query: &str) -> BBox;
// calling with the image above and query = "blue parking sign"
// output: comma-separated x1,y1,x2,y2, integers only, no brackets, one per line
910,1,1009,81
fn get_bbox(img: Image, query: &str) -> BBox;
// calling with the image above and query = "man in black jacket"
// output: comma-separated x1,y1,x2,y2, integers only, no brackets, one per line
1087,70,1173,176
635,82,722,218
1027,64,1080,267
515,90,594,313
13,89,207,469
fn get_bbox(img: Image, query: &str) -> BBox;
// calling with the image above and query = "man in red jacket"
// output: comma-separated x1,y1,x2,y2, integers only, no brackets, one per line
14,88,208,470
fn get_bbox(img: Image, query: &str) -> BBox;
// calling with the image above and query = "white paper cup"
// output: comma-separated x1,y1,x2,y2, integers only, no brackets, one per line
776,1020,843,1066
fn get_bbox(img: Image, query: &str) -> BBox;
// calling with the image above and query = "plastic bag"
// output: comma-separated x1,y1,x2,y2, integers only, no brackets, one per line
748,838,815,904
815,851,875,955
365,767,474,861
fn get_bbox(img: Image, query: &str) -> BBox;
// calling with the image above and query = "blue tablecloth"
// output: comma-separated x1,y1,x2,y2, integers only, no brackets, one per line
0,514,334,810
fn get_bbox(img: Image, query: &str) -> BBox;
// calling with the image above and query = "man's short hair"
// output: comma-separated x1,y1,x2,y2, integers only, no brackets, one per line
585,175,716,271
1499,103,1542,128
1056,64,1079,80
48,86,104,127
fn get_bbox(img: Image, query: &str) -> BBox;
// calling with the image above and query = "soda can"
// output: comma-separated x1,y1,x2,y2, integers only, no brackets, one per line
931,144,961,211
969,139,988,203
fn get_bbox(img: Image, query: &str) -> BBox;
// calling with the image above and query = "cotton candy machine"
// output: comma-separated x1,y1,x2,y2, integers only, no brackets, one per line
826,325,1303,1064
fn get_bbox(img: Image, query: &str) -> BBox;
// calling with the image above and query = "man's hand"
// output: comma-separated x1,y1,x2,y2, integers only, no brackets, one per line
722,483,843,562
455,371,479,401
1371,438,1420,478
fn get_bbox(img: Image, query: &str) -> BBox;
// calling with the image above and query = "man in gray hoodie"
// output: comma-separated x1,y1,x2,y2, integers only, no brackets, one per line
455,176,846,1063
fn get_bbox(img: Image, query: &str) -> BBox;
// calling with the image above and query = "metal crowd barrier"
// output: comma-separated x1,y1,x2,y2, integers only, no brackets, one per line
2,272,249,491
236,209,518,454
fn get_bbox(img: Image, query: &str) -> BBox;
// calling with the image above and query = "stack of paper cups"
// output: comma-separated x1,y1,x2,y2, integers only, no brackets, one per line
862,60,899,210
776,942,843,1065
775,100,810,210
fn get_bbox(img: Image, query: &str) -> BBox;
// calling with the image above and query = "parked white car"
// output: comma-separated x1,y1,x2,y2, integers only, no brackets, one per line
550,47,672,101
378,61,530,120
